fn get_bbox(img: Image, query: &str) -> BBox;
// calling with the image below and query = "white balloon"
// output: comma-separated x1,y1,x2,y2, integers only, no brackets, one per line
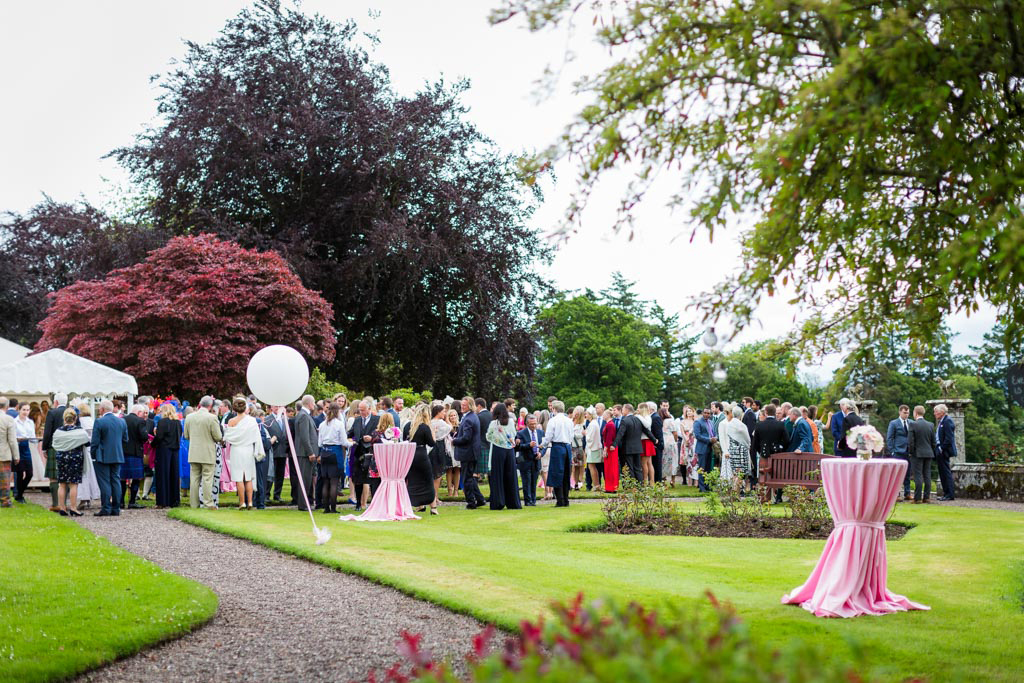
246,345,310,407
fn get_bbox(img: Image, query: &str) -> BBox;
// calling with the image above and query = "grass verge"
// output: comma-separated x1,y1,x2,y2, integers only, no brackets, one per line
170,499,1024,682
0,504,217,683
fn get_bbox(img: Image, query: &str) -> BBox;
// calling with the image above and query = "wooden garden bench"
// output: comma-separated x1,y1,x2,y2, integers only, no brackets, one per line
757,452,837,500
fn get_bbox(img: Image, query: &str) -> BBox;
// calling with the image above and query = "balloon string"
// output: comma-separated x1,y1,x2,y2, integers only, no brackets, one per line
280,407,322,535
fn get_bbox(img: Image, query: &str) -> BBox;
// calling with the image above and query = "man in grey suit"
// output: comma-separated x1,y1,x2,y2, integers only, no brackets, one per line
886,405,913,501
185,396,223,509
91,399,128,516
907,405,935,503
293,394,318,512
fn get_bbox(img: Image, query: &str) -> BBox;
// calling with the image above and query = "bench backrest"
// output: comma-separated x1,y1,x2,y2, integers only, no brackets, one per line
759,452,837,487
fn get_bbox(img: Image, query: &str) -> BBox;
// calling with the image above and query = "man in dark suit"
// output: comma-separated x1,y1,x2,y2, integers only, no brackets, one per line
908,405,935,503
613,403,656,483
786,408,813,452
123,404,150,509
751,404,788,502
741,397,758,438
933,404,957,501
836,400,864,457
650,404,665,483
886,405,913,500
692,407,717,492
264,407,288,503
347,400,379,510
292,395,318,512
514,414,544,506
830,401,847,454
91,400,128,516
475,398,492,461
41,392,72,511
453,396,486,509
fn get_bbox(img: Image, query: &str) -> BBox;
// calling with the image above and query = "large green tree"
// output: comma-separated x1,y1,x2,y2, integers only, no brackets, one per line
536,296,661,407
695,342,819,409
494,1,1024,354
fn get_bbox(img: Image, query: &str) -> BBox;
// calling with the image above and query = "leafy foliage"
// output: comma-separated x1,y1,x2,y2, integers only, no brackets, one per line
701,467,771,525
305,367,351,401
535,295,661,407
0,198,165,347
371,592,870,683
695,341,819,408
35,234,335,396
112,0,546,397
600,473,687,534
494,0,1024,356
384,387,434,407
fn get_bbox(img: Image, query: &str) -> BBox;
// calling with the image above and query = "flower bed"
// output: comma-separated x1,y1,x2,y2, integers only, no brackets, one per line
586,471,910,540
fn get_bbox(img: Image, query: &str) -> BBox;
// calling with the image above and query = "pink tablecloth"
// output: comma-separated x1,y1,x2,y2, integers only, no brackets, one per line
339,442,420,522
782,458,929,617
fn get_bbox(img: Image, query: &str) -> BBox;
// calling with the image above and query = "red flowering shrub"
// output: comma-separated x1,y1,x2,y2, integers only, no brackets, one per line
363,593,875,683
35,234,335,396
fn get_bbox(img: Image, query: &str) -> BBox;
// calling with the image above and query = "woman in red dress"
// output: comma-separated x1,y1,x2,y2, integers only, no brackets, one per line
601,409,619,493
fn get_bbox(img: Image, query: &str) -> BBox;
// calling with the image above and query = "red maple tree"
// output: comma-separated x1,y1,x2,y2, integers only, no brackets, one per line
35,234,336,396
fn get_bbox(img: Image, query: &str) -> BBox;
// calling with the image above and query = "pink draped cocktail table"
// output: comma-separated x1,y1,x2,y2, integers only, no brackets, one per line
782,458,929,617
339,442,420,522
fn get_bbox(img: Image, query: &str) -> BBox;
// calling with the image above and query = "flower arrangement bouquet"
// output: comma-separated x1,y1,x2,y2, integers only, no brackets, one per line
846,425,885,460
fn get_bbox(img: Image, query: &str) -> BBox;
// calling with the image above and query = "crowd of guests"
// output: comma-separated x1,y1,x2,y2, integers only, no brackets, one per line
0,389,959,512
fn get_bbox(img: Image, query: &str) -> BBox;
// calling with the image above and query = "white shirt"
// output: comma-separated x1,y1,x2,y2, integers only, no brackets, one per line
14,416,36,441
318,417,351,447
542,413,574,446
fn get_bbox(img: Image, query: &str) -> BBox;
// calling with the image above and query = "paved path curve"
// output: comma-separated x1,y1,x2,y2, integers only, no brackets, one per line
57,503,478,682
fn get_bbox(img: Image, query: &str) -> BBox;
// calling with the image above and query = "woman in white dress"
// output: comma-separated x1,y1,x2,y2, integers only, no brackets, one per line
223,398,265,509
75,402,101,508
583,407,604,491
717,403,734,483
429,404,452,500
658,408,679,487
571,406,586,490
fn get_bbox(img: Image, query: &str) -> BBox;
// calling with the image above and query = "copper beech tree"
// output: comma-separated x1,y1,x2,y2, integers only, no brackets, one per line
35,234,335,396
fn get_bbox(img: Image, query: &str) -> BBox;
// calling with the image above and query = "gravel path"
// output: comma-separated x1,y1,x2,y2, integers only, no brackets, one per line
940,498,1024,512
47,501,480,682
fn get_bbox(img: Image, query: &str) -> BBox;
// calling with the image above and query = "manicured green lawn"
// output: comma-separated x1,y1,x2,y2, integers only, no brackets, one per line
1,504,217,683
171,500,1024,683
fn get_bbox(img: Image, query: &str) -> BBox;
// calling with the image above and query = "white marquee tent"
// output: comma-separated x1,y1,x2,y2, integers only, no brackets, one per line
0,347,138,400
0,345,139,490
0,337,31,368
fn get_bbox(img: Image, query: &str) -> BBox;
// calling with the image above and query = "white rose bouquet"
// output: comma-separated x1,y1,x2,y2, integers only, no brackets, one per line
846,425,885,460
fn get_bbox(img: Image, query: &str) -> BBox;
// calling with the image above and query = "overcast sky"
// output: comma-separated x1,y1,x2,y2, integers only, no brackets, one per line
0,1,998,380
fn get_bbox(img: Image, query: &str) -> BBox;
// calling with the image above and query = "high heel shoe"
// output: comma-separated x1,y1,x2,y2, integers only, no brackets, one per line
430,507,439,516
